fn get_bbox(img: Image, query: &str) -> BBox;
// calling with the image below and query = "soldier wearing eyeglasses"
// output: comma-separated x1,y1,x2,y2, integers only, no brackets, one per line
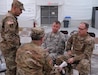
56,22,95,75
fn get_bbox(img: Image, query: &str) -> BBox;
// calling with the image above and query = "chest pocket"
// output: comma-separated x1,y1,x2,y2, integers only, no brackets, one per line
73,37,85,52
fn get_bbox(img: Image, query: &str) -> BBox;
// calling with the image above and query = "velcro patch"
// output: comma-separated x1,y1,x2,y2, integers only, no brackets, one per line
6,21,14,25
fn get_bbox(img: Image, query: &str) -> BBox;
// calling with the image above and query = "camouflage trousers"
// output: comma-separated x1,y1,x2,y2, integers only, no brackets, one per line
76,59,90,75
56,55,90,75
5,56,17,75
0,49,17,75
0,40,19,75
5,67,16,75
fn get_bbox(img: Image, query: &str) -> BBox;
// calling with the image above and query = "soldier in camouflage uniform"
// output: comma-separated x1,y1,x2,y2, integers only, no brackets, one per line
42,21,68,64
0,1,25,75
16,27,53,75
56,22,95,75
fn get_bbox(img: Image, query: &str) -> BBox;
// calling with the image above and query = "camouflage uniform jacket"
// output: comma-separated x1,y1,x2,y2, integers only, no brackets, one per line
16,42,53,75
66,33,95,61
0,11,20,50
42,31,67,55
0,11,21,75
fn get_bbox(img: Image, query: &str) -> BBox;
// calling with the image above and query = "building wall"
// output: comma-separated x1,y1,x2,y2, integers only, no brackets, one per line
0,0,98,27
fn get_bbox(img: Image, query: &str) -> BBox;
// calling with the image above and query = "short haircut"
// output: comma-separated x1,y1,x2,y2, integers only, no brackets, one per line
30,27,45,40
54,21,61,25
80,22,89,29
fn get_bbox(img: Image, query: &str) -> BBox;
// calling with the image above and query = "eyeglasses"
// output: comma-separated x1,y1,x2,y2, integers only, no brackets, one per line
78,27,86,30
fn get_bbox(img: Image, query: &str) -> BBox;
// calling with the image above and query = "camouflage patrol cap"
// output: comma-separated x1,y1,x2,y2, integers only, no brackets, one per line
31,27,45,40
12,0,25,10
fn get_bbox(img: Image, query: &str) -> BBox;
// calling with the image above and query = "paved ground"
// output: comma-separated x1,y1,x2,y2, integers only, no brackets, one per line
90,54,98,75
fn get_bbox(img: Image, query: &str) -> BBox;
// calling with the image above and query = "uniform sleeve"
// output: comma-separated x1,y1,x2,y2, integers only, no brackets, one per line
2,16,17,33
58,33,66,54
61,33,67,43
1,16,20,48
66,35,73,51
41,33,48,49
43,52,53,75
73,38,95,61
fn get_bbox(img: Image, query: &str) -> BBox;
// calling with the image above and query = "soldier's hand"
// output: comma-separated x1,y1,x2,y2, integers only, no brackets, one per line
67,50,72,55
57,67,62,72
67,57,74,64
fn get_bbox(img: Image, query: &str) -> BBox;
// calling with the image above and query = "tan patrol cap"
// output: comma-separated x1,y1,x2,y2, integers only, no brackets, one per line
31,27,45,40
12,0,25,10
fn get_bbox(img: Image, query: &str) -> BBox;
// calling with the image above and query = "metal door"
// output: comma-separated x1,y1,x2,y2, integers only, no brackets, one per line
41,6,58,25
